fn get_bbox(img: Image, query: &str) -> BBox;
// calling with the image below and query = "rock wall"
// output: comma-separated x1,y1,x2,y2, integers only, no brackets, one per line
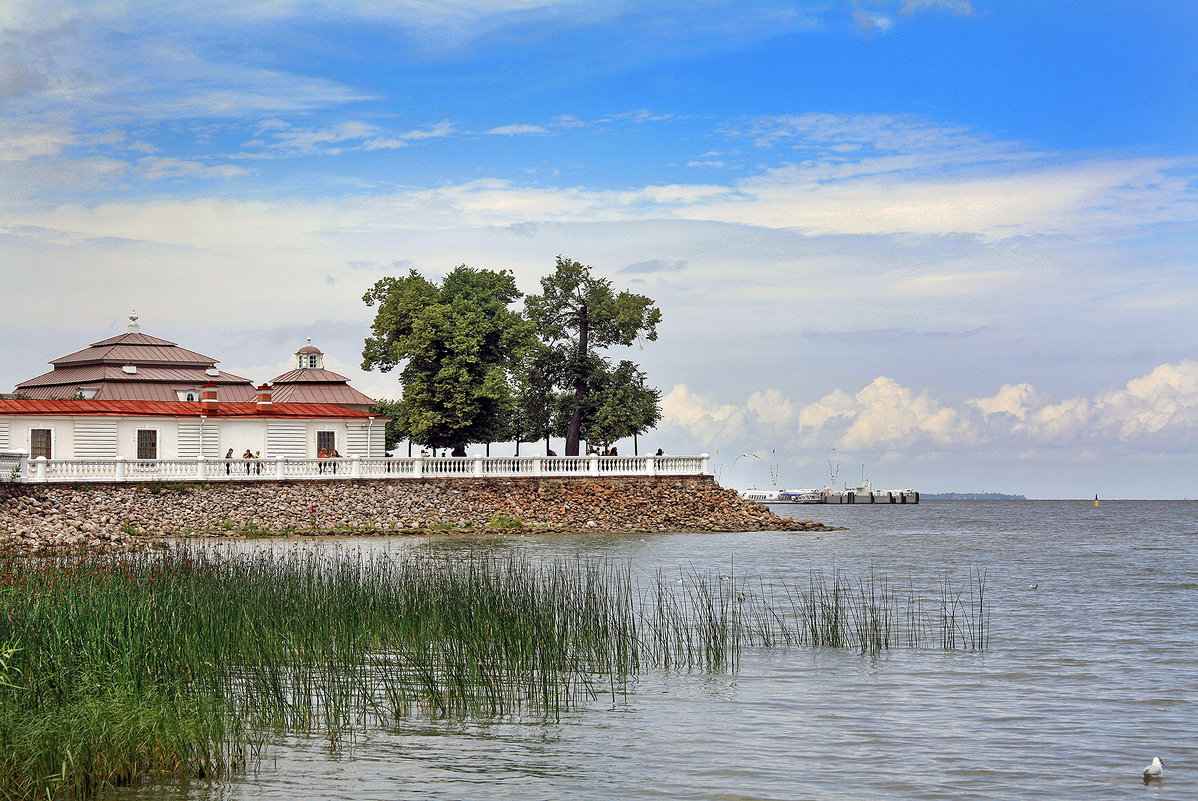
0,477,833,551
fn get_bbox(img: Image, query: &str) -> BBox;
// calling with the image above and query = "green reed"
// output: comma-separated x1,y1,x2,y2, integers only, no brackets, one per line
0,549,987,799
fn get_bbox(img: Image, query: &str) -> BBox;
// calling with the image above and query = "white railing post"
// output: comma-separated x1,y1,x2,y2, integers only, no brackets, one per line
15,454,30,483
276,456,286,479
588,453,599,476
531,456,541,475
351,454,361,478
413,455,423,478
34,456,47,483
196,455,207,479
645,454,656,476
114,455,126,482
473,454,484,477
700,453,710,475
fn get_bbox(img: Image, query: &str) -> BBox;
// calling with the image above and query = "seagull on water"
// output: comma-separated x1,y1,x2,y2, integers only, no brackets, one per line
1028,583,1039,590
1143,756,1164,780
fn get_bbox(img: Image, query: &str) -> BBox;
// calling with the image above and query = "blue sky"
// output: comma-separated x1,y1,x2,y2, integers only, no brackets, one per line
2,1,1197,497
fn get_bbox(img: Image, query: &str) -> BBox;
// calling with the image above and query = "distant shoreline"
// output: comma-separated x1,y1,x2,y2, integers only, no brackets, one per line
921,492,1027,500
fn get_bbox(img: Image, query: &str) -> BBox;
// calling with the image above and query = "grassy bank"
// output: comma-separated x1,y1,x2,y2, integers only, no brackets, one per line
0,549,986,798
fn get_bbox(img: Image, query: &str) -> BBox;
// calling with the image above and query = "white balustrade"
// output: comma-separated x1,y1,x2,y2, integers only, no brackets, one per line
8,454,711,483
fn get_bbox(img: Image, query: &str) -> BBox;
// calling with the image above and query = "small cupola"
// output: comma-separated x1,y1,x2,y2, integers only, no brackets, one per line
296,337,324,370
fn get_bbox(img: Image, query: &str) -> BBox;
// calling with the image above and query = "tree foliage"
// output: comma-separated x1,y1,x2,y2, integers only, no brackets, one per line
362,267,532,454
524,256,662,455
368,399,407,452
584,361,662,448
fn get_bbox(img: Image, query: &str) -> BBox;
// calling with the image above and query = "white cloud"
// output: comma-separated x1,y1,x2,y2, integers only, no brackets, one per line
485,124,551,136
659,362,1198,458
968,383,1039,420
659,384,749,446
135,156,248,180
900,0,974,16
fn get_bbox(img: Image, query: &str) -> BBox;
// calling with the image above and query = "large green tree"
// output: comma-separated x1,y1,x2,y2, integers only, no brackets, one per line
362,267,532,455
524,256,662,456
584,360,662,450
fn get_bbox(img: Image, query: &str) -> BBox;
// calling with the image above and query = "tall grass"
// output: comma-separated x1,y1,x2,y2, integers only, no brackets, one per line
0,549,987,799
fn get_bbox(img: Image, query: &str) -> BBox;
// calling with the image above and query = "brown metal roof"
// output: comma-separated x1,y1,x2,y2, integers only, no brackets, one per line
89,332,179,347
0,399,379,419
297,345,323,354
13,383,260,402
19,364,254,390
270,383,376,406
52,343,218,366
270,368,351,384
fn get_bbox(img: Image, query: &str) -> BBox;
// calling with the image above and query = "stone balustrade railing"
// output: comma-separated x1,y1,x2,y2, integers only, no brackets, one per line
0,451,711,484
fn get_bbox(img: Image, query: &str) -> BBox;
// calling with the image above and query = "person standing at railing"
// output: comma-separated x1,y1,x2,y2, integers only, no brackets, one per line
254,450,262,475
330,448,340,474
318,449,328,474
655,448,665,456
242,449,253,475
225,448,234,475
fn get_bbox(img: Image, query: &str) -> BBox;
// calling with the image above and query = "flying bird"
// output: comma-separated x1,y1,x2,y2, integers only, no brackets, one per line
732,452,761,466
1143,756,1164,780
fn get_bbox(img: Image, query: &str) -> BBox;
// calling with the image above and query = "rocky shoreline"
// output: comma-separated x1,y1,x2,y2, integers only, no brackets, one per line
0,476,838,552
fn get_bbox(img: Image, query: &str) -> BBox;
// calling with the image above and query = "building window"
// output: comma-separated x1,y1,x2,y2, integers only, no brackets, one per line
31,429,52,459
137,429,158,460
316,431,335,455
308,354,320,368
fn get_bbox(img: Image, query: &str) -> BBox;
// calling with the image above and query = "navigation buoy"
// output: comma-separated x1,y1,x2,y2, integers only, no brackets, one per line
1094,494,1099,507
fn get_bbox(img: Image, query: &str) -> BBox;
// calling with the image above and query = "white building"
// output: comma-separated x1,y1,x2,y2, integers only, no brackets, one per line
3,315,386,461
0,391,387,462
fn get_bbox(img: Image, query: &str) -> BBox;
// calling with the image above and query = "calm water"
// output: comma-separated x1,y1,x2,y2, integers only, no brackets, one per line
106,500,1198,800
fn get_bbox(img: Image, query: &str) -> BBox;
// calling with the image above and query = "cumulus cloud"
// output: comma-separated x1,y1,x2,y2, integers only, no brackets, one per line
659,384,749,447
659,361,1198,457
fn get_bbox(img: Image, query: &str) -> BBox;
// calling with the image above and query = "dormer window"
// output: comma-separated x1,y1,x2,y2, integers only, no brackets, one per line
177,389,199,402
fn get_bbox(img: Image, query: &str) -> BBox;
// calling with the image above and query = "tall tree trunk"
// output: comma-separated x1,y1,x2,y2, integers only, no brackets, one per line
566,303,588,455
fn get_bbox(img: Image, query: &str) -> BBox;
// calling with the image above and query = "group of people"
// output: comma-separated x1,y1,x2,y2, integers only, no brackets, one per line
224,448,263,475
317,447,341,474
221,447,346,475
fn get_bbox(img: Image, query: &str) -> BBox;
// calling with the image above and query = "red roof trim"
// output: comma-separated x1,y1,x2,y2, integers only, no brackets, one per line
0,399,383,420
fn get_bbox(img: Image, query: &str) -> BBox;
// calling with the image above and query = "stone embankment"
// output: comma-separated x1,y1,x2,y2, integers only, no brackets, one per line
0,476,836,552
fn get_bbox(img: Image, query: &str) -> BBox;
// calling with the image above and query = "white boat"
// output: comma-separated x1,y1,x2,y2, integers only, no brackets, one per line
741,487,782,502
776,489,825,503
741,488,823,504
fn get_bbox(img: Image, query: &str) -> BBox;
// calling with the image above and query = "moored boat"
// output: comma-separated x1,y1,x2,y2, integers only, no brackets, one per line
741,487,823,504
